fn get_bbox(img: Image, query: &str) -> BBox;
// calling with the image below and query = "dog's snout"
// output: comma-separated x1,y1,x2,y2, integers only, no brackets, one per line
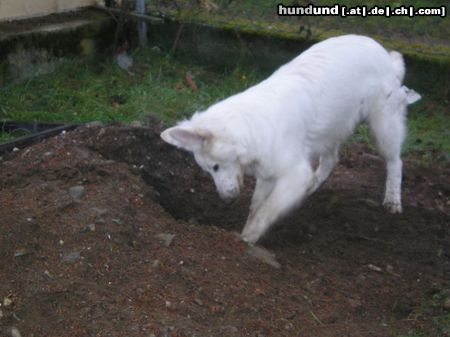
218,187,240,204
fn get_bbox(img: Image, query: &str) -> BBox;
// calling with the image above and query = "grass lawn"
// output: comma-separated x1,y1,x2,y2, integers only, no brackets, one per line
0,47,448,163
150,0,449,45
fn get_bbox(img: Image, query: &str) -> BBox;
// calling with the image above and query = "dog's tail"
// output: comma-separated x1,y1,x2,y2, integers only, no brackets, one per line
389,51,405,83
389,51,421,105
401,86,421,105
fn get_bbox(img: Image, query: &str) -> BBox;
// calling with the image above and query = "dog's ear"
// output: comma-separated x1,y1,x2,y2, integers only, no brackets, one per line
160,127,211,152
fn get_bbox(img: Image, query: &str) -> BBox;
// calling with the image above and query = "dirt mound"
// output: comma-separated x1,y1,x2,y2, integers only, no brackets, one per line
0,123,448,337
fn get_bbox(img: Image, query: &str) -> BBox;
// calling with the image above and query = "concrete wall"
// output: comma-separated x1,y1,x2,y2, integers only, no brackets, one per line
0,0,97,21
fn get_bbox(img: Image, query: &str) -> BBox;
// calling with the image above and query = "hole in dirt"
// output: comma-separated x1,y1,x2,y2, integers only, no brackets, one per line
85,124,253,230
80,121,450,259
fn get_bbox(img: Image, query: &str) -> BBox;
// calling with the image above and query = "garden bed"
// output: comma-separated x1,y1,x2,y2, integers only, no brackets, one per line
0,123,448,336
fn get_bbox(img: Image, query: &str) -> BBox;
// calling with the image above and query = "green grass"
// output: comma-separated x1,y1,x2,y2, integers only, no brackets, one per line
397,332,427,337
395,291,450,337
349,101,450,163
0,131,20,143
151,0,450,44
0,48,448,163
0,48,263,124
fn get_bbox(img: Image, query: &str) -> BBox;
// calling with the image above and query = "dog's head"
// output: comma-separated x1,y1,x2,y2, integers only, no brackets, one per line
161,126,244,203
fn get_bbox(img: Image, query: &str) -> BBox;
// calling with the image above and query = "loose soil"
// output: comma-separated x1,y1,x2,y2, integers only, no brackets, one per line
0,123,448,337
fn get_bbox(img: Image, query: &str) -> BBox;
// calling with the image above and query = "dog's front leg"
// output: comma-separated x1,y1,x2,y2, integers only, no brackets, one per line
241,162,314,244
247,178,275,222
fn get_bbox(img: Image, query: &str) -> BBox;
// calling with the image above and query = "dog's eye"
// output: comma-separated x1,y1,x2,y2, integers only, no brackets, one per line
213,164,219,172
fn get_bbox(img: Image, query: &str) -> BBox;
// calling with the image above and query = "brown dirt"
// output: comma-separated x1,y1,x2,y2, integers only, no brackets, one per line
0,123,449,337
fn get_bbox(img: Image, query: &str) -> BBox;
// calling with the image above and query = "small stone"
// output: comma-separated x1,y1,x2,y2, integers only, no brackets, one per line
87,224,96,231
86,121,104,128
112,218,123,225
12,147,19,152
62,251,81,263
0,308,3,319
284,322,294,330
14,249,29,257
98,128,106,137
92,207,108,217
222,325,238,335
246,245,281,269
130,120,142,128
152,260,160,268
69,185,85,199
8,327,21,337
3,297,13,307
363,198,379,208
155,233,175,247
367,264,383,272
444,298,450,311
194,298,203,306
349,298,362,308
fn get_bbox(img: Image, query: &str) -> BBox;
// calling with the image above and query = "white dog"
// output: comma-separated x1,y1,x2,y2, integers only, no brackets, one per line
161,35,421,244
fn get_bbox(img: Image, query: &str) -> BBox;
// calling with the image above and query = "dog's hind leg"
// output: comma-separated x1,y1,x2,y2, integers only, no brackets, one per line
307,146,339,196
241,162,314,243
369,91,408,213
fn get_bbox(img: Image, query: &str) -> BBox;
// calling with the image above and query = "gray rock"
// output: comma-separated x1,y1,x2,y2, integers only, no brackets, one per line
62,251,81,263
8,327,22,337
86,224,96,232
69,185,85,199
130,120,143,128
86,121,104,128
246,245,281,269
91,207,108,217
222,325,238,335
155,233,175,247
194,298,203,306
363,198,379,208
367,264,383,272
112,218,124,225
444,298,450,311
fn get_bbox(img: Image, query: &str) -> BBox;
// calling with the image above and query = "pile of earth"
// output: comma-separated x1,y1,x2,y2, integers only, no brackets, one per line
0,122,448,337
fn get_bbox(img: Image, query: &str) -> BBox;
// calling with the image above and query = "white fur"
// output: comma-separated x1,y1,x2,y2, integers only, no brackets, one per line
161,35,421,244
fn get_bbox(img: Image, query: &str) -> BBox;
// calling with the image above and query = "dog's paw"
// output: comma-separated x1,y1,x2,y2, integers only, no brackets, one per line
383,200,402,214
241,232,258,245
241,227,263,244
306,175,319,196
